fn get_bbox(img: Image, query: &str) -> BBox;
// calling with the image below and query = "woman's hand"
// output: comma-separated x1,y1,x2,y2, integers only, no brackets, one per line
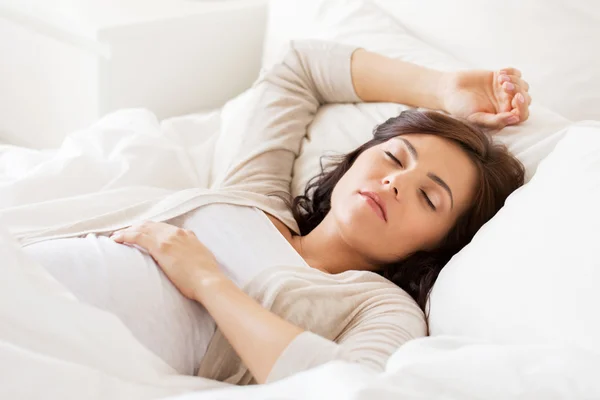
110,221,223,300
441,68,532,130
111,221,304,384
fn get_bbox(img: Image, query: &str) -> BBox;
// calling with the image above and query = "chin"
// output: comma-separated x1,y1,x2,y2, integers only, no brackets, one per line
332,194,381,254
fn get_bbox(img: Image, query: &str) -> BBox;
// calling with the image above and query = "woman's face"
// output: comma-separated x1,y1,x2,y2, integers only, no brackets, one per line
330,134,478,265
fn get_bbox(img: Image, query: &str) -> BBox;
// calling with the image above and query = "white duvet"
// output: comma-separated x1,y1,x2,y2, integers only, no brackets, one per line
1,108,599,399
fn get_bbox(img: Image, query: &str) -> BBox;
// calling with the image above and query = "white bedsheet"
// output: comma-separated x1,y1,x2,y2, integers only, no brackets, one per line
1,108,599,399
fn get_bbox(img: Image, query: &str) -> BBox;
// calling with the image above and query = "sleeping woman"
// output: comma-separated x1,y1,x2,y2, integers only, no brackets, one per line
23,40,528,384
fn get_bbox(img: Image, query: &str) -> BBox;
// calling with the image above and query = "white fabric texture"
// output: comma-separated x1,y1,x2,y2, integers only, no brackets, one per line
22,204,307,376
23,233,216,377
0,222,230,400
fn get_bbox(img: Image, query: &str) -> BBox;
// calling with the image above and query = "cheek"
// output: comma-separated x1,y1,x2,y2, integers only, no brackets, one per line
386,206,452,253
330,160,369,203
330,180,364,227
393,212,452,252
330,173,352,208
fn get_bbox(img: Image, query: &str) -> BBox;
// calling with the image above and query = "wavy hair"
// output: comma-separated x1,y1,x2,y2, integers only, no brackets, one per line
291,110,525,311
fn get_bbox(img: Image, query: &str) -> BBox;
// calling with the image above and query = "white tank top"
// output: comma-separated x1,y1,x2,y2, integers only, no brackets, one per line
23,204,309,375
171,204,308,288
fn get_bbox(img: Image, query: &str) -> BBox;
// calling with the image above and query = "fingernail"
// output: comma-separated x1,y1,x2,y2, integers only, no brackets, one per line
505,82,515,90
517,93,525,103
507,116,519,124
498,75,510,83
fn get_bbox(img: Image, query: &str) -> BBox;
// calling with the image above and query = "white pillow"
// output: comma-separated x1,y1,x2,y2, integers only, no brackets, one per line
428,123,600,352
372,0,600,121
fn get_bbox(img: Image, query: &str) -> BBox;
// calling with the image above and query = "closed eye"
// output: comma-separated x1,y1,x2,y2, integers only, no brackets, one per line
420,189,436,211
384,151,403,168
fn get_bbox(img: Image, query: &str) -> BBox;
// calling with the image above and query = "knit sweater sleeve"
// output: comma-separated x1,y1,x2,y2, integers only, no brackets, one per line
265,290,427,383
212,40,361,198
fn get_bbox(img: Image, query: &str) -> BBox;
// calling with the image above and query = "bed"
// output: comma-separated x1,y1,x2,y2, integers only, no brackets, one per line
2,0,600,398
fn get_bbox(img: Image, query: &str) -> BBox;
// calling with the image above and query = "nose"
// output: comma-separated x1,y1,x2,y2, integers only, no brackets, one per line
382,171,404,199
383,178,399,197
382,174,400,197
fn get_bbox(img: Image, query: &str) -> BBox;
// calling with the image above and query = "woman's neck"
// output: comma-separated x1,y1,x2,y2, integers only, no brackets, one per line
288,214,375,274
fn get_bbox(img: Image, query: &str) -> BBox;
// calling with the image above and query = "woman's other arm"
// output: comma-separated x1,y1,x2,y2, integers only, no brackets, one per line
111,221,424,384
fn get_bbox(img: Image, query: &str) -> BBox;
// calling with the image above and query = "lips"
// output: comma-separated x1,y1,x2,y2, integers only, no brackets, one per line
359,190,387,222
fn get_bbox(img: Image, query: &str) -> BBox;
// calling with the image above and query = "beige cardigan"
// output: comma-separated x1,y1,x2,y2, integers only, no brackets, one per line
11,41,426,384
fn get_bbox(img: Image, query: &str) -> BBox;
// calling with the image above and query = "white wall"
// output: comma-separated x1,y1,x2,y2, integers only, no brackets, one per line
0,0,268,148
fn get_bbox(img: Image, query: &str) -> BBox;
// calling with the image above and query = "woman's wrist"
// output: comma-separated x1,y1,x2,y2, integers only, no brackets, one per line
192,268,232,304
412,67,448,112
436,71,455,114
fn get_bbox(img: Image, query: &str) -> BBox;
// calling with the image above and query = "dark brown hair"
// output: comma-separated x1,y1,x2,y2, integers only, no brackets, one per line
291,110,525,312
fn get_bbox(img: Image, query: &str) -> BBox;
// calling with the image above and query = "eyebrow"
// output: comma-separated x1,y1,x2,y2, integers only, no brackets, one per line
398,137,454,209
398,137,418,160
427,173,454,209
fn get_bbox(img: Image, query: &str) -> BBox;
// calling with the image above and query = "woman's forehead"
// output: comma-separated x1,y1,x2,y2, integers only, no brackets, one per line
385,134,453,152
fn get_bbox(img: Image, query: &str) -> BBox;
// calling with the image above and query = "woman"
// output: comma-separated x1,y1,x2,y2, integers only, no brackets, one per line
23,40,527,385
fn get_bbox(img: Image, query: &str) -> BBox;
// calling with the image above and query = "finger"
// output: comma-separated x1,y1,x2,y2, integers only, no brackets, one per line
499,67,522,78
498,76,529,92
503,76,529,92
501,82,531,110
502,81,529,97
112,221,151,236
501,80,517,93
517,78,529,92
493,75,513,113
496,84,515,113
114,221,176,243
134,220,159,233
469,111,520,130
138,220,183,237
512,92,530,122
111,230,156,252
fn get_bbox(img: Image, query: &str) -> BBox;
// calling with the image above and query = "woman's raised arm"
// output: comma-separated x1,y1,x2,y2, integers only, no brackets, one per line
215,40,530,209
351,48,530,128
